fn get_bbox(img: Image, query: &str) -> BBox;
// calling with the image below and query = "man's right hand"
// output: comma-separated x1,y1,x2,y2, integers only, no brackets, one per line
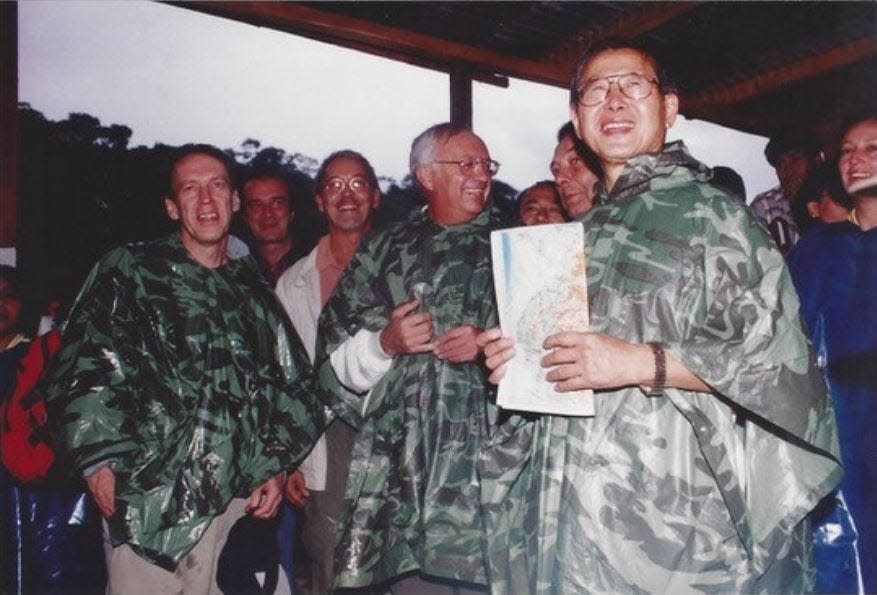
285,469,309,508
477,327,516,385
86,465,116,518
379,299,435,356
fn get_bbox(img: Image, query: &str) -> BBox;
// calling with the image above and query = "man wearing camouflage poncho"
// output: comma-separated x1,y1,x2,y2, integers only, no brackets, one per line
478,41,842,593
43,144,327,594
315,123,501,592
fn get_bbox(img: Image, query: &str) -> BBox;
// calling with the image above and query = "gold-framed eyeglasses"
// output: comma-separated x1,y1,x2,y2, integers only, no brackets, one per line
432,158,500,176
321,176,372,195
577,73,659,106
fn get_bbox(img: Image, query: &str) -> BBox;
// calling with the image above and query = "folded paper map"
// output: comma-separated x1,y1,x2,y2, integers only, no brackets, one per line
490,222,594,416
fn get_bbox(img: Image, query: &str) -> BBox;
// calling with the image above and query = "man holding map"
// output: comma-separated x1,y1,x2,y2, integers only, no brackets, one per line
477,40,840,593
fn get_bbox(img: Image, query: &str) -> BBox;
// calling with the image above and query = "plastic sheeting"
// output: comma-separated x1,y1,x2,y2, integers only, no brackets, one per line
789,222,877,594
0,473,106,594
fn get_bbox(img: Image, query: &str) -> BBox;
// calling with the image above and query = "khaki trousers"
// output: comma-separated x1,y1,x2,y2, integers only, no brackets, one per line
104,498,247,595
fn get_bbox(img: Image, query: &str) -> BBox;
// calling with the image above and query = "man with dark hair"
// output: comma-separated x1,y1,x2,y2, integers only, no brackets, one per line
315,124,500,592
751,129,821,253
242,169,302,284
517,180,566,225
711,165,747,203
275,149,381,594
43,143,326,593
792,160,852,233
551,121,601,218
479,40,840,593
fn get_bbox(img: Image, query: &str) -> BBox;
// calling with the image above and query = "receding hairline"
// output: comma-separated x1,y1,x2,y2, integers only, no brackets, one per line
581,47,660,83
569,41,675,108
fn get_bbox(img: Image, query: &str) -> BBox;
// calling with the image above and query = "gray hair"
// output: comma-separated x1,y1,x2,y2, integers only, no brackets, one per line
409,122,471,178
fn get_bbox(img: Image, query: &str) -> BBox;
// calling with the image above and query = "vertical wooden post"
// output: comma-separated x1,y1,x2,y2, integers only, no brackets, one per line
449,66,473,129
0,2,18,263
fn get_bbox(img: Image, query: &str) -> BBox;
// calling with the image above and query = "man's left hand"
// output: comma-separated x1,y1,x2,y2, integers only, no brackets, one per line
542,331,649,391
434,325,481,362
246,473,285,519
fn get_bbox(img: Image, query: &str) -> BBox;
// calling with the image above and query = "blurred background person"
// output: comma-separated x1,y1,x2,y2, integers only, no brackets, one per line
242,169,303,284
792,161,853,235
789,111,877,594
517,180,567,226
711,165,747,204
751,128,821,254
551,122,601,219
0,266,106,594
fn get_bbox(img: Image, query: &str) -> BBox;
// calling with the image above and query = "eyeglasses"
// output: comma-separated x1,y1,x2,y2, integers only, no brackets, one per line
432,158,500,176
321,176,372,195
577,73,659,106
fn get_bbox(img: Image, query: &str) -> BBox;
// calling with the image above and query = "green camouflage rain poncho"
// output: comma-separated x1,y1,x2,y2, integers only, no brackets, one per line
479,142,842,593
316,205,500,588
43,234,327,569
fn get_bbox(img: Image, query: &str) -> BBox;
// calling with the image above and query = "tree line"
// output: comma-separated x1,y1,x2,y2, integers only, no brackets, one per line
16,104,519,318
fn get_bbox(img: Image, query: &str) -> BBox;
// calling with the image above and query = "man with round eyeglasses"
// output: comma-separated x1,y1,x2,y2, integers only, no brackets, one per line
275,149,381,594
478,40,839,593
315,123,502,593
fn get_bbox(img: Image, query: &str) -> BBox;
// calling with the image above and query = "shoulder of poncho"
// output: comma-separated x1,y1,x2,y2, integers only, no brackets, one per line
362,209,429,250
94,235,179,271
619,151,741,217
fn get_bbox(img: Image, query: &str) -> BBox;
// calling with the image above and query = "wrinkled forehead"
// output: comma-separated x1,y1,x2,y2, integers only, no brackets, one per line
553,136,578,160
582,48,659,81
522,187,559,206
324,155,370,178
437,131,489,158
172,152,230,181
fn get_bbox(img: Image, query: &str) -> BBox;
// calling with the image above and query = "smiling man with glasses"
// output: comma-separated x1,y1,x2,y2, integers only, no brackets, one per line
314,123,501,593
479,40,840,593
275,149,381,594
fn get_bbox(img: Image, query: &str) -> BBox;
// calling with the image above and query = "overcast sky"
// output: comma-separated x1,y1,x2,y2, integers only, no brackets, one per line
18,1,778,197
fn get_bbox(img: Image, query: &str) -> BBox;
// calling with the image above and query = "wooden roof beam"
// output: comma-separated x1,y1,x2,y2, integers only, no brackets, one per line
685,35,877,111
545,2,701,67
173,1,570,88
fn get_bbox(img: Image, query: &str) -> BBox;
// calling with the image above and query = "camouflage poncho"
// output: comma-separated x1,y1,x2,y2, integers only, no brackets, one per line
43,234,327,569
479,142,842,593
316,205,499,588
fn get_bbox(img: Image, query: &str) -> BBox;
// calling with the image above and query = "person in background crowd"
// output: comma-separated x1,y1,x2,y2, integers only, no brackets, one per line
1,266,105,594
0,265,32,593
315,123,500,593
242,169,303,284
750,129,821,253
41,144,326,594
517,180,567,226
478,39,840,593
711,165,747,204
0,266,28,366
241,166,309,592
551,122,601,219
791,161,853,235
789,111,877,594
275,149,381,594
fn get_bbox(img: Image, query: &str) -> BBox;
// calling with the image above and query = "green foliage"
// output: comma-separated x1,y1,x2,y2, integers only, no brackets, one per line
16,105,519,310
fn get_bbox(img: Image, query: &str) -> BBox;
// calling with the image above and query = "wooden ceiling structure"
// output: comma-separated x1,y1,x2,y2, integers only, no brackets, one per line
3,1,876,253
179,1,877,141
